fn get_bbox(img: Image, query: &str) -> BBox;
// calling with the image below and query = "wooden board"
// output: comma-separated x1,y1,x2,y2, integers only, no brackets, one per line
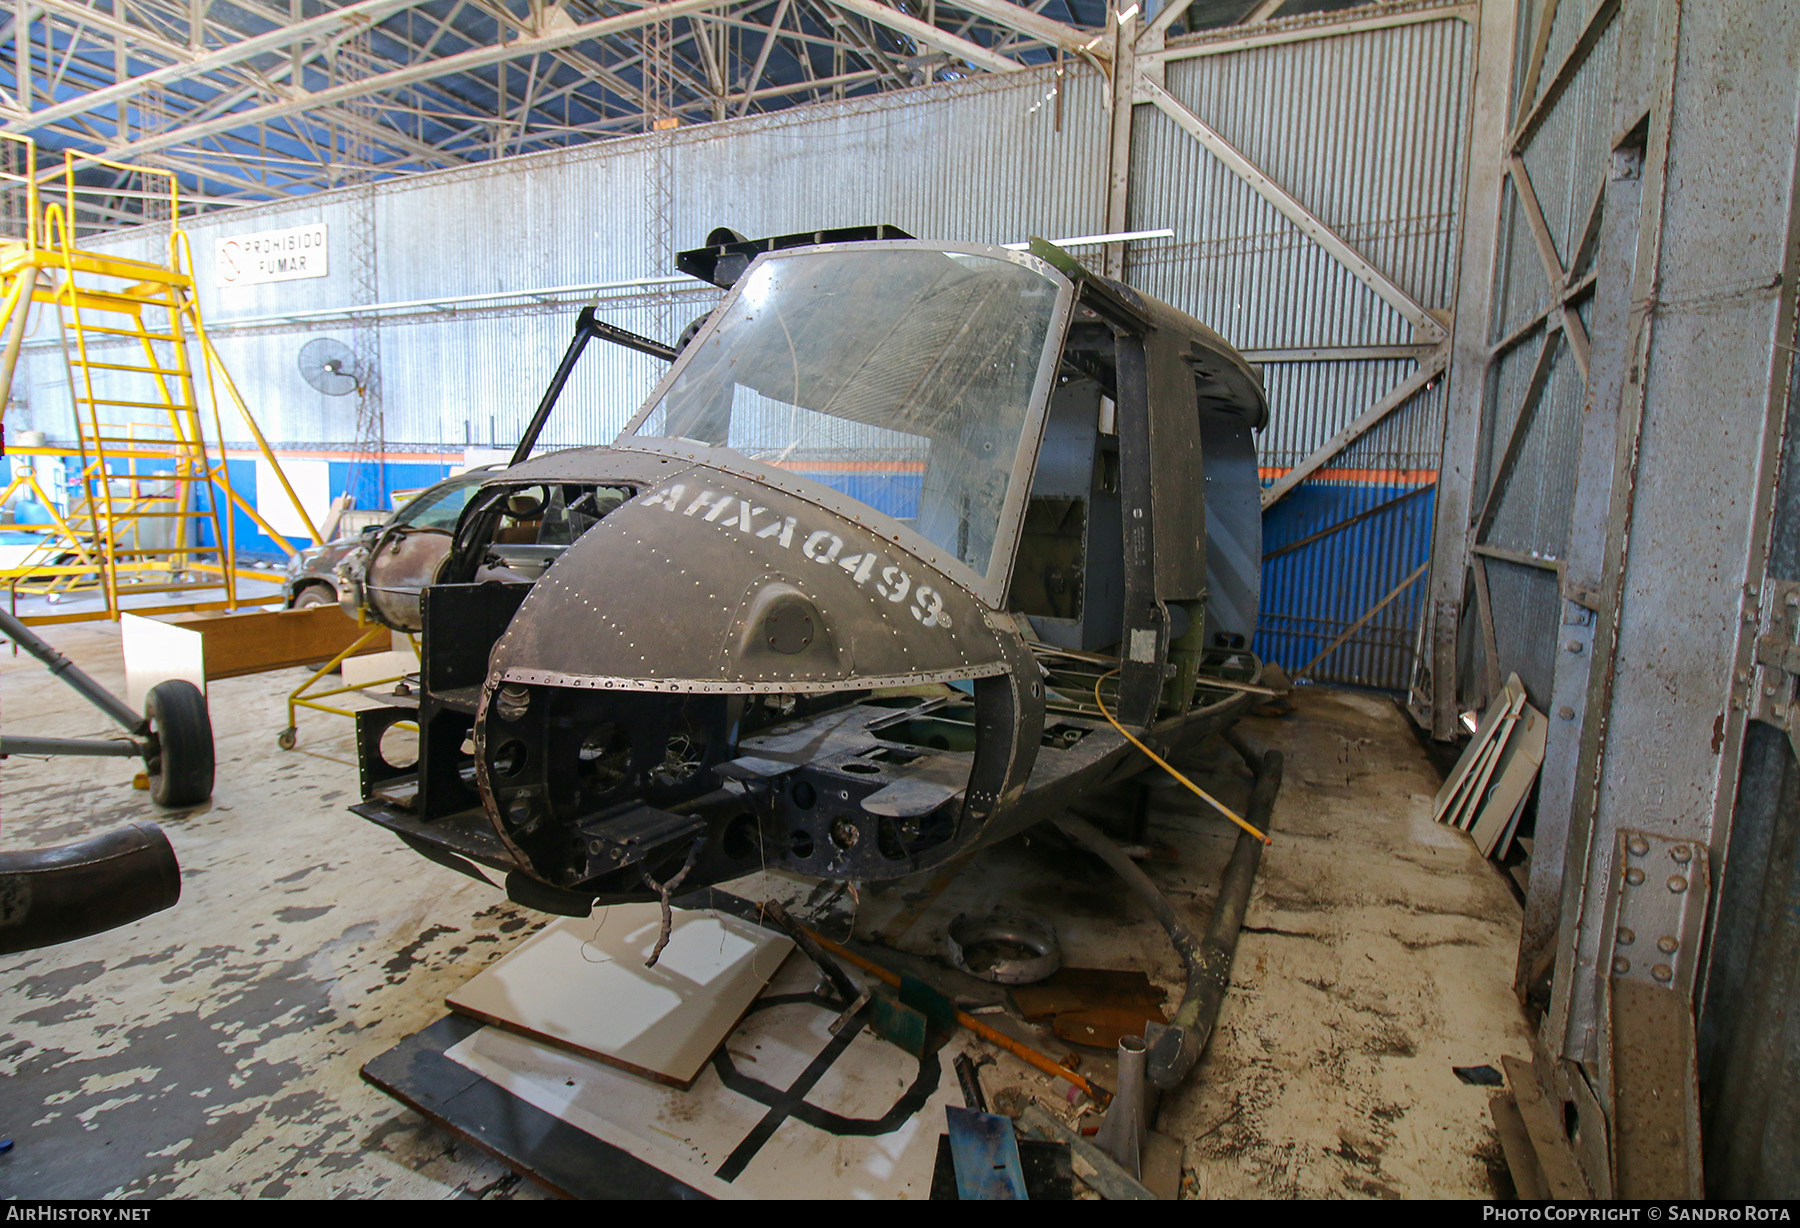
445,949,967,1200
1434,673,1527,821
446,906,793,1089
1052,1006,1169,1050
1453,695,1523,831
1011,967,1167,1021
1490,1092,1551,1200
1501,1055,1592,1198
1439,731,1504,831
1469,702,1548,858
340,648,416,689
123,604,388,704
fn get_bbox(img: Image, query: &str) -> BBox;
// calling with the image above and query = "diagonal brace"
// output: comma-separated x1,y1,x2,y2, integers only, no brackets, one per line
1141,76,1447,344
1261,349,1449,511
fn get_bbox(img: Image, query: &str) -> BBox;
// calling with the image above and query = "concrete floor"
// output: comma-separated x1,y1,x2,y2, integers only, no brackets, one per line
0,618,1532,1199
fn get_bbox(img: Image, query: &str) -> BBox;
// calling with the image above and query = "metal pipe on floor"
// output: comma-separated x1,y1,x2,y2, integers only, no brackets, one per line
1093,1034,1157,1177
1148,745,1282,1087
0,822,182,955
1052,737,1283,1090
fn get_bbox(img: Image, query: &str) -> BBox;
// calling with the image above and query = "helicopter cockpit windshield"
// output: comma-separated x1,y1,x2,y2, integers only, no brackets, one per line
620,243,1071,581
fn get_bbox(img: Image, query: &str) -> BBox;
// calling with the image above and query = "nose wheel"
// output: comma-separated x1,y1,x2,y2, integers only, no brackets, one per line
142,680,215,807
277,727,298,751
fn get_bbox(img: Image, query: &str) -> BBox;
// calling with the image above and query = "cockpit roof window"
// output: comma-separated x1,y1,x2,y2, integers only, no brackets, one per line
621,243,1071,585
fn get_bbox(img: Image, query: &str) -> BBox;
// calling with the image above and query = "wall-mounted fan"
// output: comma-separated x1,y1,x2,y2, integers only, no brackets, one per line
298,337,362,396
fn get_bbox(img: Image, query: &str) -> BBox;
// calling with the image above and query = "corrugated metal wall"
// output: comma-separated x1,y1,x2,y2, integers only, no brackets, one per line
15,67,1109,454
10,15,1477,690
1130,13,1471,688
1466,0,1614,706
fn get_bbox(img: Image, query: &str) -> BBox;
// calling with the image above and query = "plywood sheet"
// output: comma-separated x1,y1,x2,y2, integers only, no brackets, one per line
447,905,793,1088
121,611,207,708
1470,702,1548,858
122,605,389,704
1010,967,1167,1021
1454,700,1521,831
1435,675,1526,827
1432,673,1519,817
340,648,415,689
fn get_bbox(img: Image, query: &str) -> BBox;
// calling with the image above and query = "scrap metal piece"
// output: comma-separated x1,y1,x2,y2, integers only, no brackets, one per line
946,910,1061,985
1018,1105,1155,1200
1092,1035,1156,1179
1748,577,1800,760
946,1105,1028,1201
764,898,860,1004
827,988,873,1036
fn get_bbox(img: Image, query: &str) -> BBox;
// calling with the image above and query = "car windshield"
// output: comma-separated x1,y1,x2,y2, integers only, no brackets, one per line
621,245,1066,578
397,479,479,530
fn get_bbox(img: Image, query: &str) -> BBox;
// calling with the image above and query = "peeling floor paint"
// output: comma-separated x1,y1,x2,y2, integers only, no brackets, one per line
1,620,554,1200
1,620,1531,1199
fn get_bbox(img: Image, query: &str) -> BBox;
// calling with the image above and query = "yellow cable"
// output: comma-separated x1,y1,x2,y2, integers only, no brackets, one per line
1092,667,1271,845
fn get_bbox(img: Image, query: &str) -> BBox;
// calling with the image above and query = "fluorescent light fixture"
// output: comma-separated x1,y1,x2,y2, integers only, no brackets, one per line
1003,228,1175,250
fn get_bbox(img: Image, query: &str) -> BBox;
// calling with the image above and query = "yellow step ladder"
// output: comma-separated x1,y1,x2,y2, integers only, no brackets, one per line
0,135,322,624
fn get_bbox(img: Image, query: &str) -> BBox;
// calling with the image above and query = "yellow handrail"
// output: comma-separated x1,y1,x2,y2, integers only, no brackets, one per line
0,144,319,623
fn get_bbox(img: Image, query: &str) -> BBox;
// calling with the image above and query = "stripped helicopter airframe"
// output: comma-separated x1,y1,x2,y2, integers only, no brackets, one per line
347,228,1271,918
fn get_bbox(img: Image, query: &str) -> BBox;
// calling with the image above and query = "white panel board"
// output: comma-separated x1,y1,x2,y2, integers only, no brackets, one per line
447,905,793,1087
445,949,962,1199
120,612,206,709
252,457,331,541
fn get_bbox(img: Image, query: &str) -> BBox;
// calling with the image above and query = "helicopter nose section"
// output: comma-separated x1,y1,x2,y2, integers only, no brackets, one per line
489,467,1010,694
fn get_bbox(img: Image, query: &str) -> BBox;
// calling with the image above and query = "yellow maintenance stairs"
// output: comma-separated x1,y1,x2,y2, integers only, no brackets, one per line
0,135,319,624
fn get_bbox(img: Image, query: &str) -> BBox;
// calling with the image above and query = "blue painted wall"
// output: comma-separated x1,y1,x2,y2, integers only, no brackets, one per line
783,467,1436,691
212,458,457,560
1257,481,1435,690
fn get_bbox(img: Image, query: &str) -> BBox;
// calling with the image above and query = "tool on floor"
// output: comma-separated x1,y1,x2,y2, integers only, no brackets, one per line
954,1052,995,1112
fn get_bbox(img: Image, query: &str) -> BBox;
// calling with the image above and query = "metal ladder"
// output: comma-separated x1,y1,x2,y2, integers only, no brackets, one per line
0,136,321,623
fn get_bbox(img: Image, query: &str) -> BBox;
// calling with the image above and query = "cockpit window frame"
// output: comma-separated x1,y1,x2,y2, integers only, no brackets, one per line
615,240,1077,610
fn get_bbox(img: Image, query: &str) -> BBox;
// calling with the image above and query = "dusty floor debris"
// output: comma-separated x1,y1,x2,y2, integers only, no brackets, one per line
1,619,1530,1198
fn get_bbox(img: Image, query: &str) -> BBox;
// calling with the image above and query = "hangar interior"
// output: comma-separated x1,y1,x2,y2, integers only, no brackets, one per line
0,0,1794,1202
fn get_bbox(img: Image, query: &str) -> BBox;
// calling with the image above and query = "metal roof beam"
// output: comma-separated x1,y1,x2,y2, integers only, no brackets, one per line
81,0,743,162
22,0,193,64
2,0,438,134
733,0,791,115
823,0,1021,73
939,0,1100,54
